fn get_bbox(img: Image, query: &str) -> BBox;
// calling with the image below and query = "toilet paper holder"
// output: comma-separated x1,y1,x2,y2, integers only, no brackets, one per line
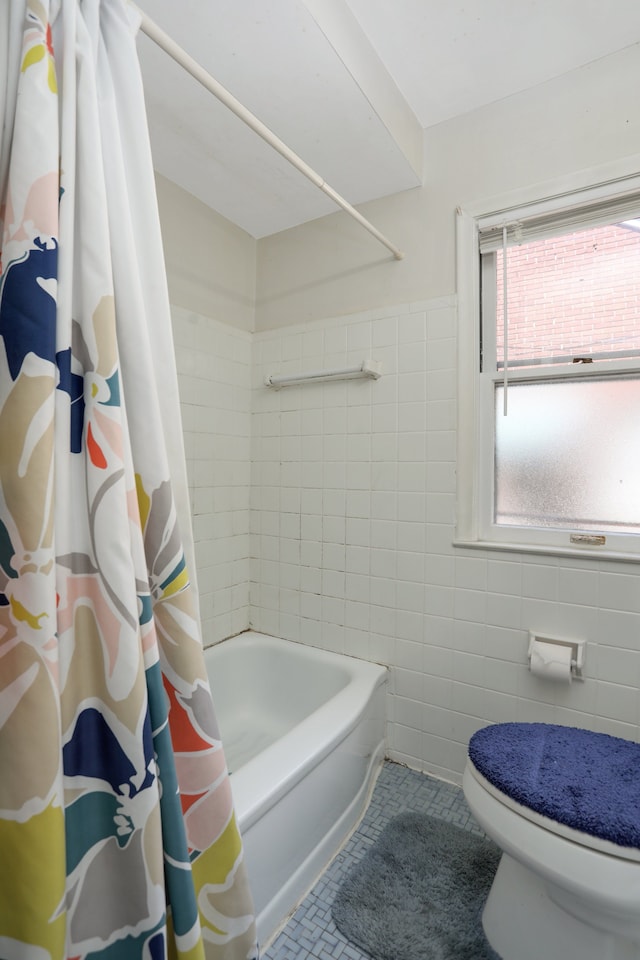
528,632,586,680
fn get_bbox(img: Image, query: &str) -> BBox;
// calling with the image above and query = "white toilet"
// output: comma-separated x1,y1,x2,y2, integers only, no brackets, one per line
463,722,640,960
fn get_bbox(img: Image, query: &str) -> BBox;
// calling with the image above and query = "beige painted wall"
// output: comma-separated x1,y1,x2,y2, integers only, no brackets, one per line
255,44,640,330
155,173,257,332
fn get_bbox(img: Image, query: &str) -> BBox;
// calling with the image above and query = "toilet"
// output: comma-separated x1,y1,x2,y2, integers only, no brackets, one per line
463,722,640,960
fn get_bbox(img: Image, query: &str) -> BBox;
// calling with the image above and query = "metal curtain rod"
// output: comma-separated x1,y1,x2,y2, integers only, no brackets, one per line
132,4,404,261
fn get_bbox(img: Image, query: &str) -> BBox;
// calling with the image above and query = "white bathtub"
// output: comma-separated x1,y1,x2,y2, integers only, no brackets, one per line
203,630,388,946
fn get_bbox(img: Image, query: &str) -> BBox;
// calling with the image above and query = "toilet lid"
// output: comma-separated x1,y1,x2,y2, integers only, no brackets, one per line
469,722,640,853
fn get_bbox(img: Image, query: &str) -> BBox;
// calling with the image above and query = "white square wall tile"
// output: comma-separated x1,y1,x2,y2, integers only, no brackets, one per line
345,573,370,603
398,402,426,433
483,658,519,695
398,372,427,403
371,491,398,521
424,613,454,650
372,315,398,347
343,627,371,660
483,627,525,663
425,493,455,524
370,521,396,550
487,559,522,596
522,563,558,601
323,542,346,571
426,306,456,340
345,516,370,545
427,399,455,431
398,312,427,344
453,618,487,654
454,588,487,624
346,435,371,463
396,610,423,642
426,462,455,494
558,567,599,607
596,609,640,648
398,545,426,581
323,325,347,354
452,651,485,686
396,580,424,613
395,638,423,671
346,545,370,574
426,338,456,371
370,549,396,580
422,676,453,709
553,602,599,641
372,403,397,432
455,556,487,590
397,462,427,493
394,696,423,730
281,333,303,361
486,592,522,629
595,681,638,725
398,342,426,373
344,600,370,631
424,584,454,618
427,430,455,461
346,322,372,351
347,405,372,434
595,646,640,686
389,724,423,765
302,329,324,357
424,555,454,587
598,571,640,613
484,691,519,724
452,683,488,720
395,666,423,699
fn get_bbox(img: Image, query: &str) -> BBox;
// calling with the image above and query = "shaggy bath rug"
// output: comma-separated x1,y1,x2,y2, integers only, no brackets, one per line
331,812,502,960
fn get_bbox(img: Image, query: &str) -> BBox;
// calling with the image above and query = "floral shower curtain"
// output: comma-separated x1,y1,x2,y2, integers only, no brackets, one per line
0,2,257,958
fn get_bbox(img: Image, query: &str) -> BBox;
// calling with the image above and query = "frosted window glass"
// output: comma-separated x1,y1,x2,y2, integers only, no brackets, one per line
495,377,640,533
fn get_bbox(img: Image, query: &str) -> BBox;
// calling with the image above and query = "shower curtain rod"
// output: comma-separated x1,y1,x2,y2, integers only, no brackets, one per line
131,4,404,261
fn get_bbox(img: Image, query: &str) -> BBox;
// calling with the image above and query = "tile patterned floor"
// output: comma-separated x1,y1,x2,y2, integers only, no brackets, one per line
263,761,486,960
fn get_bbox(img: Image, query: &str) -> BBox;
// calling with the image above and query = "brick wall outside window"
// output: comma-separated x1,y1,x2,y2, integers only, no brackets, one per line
495,223,640,365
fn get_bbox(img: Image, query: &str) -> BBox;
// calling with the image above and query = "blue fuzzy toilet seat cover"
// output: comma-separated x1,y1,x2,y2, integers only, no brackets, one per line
468,722,640,849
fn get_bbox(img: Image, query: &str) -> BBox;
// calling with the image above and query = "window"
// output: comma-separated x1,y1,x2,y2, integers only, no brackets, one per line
456,175,640,561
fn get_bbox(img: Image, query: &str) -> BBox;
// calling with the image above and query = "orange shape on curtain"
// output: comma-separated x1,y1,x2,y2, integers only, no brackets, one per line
87,422,107,468
162,675,212,754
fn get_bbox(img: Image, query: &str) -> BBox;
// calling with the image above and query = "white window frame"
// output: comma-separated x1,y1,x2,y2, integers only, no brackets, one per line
455,165,640,563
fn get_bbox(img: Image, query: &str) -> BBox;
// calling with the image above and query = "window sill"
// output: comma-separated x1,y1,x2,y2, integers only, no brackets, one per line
452,537,640,565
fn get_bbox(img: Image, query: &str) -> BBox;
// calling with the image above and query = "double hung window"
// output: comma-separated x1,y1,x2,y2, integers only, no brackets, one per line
456,178,640,560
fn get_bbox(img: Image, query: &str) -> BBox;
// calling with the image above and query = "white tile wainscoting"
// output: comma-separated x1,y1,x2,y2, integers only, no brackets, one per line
173,305,252,646
174,297,640,784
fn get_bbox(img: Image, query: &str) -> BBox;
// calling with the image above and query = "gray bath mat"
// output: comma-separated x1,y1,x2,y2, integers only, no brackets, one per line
331,812,502,960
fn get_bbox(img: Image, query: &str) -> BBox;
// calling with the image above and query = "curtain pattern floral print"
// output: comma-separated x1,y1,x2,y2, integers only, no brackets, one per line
0,2,257,958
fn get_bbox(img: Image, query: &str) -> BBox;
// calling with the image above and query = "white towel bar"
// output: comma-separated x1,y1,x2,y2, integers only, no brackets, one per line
265,360,382,388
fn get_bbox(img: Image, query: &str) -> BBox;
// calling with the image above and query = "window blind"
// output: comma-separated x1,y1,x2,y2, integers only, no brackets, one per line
479,189,640,253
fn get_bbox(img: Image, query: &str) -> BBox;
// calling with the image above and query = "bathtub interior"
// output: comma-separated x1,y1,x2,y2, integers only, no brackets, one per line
206,634,352,770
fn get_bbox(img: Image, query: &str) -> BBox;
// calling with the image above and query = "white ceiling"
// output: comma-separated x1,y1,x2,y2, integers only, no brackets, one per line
134,0,640,239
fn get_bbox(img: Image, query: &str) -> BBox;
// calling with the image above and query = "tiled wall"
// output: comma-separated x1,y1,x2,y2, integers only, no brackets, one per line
250,298,640,784
172,305,252,645
171,298,640,783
